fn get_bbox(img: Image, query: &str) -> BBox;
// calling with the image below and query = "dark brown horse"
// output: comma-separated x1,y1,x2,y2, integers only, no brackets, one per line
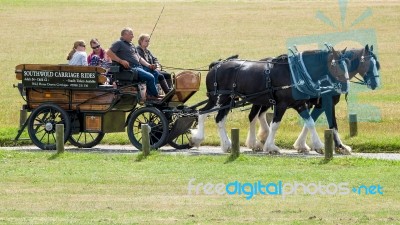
191,48,349,153
245,45,380,154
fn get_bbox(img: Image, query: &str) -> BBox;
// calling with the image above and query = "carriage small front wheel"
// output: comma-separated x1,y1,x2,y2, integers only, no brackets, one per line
27,104,71,150
127,107,169,150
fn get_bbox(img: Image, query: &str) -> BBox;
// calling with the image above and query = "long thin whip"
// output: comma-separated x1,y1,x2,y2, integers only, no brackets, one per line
150,5,165,40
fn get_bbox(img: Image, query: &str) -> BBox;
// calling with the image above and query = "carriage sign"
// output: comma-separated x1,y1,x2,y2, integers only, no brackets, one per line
22,70,98,89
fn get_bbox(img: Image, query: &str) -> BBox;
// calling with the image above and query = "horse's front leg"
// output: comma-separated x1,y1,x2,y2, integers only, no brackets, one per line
333,129,352,155
215,106,232,153
293,107,323,153
217,114,231,153
190,113,208,148
328,95,352,155
298,109,324,154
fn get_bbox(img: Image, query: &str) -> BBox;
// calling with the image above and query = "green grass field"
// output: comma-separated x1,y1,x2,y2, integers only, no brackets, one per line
1,1,400,223
1,150,399,224
1,0,399,152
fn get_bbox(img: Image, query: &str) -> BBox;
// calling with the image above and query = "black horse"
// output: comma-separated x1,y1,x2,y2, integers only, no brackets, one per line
191,48,349,153
245,45,380,154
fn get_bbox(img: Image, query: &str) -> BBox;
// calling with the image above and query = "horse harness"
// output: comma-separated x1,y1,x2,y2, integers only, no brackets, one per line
210,58,292,109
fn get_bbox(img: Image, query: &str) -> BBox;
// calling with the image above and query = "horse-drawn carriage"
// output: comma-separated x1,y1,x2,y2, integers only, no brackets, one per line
14,64,200,150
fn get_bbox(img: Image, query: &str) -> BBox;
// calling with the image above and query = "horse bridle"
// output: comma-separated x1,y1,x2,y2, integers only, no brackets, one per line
350,50,379,86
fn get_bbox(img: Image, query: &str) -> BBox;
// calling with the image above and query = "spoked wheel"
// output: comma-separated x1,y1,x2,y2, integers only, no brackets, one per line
168,131,193,149
28,104,71,150
167,116,197,149
69,132,105,148
127,107,169,150
68,114,105,148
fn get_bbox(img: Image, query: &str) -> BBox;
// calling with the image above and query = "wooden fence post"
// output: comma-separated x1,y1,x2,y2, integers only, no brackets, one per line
349,113,358,137
231,128,240,158
56,124,64,153
324,129,333,160
141,124,150,156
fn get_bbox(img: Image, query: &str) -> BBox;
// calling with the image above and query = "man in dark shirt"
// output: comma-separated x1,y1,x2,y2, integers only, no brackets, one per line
107,27,161,100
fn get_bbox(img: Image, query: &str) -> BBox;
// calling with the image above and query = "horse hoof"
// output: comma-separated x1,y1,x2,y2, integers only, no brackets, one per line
251,147,262,152
335,147,352,155
293,143,310,152
222,146,232,153
314,148,324,154
267,149,281,155
297,148,310,154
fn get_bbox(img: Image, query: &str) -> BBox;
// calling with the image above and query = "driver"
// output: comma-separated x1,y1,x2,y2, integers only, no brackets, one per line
106,27,162,100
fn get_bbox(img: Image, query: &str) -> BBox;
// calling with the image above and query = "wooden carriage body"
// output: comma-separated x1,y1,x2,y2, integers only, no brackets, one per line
15,64,201,150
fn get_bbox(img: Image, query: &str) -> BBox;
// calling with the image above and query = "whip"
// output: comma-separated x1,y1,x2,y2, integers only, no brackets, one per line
150,5,165,40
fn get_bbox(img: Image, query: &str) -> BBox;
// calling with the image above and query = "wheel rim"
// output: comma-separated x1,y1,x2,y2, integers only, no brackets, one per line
128,107,168,150
28,104,71,150
167,115,195,149
69,132,104,148
169,131,192,149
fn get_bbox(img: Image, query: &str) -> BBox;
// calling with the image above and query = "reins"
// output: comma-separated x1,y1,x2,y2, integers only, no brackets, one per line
161,64,210,72
160,57,289,72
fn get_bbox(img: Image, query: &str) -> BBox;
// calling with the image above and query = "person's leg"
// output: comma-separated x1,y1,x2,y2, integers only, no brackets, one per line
161,71,173,88
143,66,159,83
135,67,159,96
144,67,171,93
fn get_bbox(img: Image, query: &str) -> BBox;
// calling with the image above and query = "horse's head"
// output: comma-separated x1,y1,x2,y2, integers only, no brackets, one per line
357,45,380,90
343,45,380,90
327,47,350,84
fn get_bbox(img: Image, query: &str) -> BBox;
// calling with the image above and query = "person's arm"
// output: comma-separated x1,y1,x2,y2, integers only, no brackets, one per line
81,53,88,66
106,48,129,69
136,53,153,68
150,52,161,70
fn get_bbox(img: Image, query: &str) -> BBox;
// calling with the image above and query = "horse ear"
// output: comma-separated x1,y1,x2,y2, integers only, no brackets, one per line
370,45,374,52
341,47,347,54
331,47,339,58
365,44,370,52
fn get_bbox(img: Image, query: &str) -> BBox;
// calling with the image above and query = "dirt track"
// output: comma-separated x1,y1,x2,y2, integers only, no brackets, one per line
1,145,400,161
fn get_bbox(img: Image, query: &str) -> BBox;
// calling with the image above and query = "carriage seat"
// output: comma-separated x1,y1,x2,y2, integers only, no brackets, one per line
108,63,139,86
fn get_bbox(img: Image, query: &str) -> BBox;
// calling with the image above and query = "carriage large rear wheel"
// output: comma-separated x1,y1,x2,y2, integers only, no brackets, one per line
69,132,105,148
127,107,169,150
28,104,71,150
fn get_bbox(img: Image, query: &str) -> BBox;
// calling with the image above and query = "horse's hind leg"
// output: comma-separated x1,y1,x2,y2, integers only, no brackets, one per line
257,106,270,143
263,104,285,154
246,105,264,151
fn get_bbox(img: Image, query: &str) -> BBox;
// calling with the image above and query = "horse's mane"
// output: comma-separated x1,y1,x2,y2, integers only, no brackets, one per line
302,50,326,55
209,54,239,70
260,54,288,63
